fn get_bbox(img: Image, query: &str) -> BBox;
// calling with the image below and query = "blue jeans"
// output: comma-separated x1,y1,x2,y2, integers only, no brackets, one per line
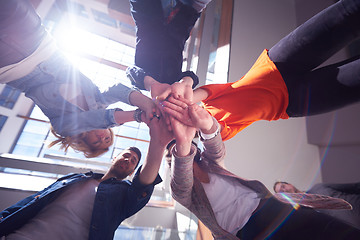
268,0,360,117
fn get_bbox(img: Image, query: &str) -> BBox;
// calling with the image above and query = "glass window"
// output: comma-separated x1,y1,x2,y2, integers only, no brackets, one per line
0,85,21,109
92,9,117,28
0,115,8,132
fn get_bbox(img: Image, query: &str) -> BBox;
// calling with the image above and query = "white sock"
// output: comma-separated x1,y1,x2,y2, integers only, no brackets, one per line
179,0,212,13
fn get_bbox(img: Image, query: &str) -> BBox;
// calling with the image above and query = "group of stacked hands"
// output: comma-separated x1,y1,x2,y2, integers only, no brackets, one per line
1,0,360,239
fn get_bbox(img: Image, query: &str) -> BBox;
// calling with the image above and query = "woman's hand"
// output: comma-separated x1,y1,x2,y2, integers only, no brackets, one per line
129,91,160,122
161,96,213,131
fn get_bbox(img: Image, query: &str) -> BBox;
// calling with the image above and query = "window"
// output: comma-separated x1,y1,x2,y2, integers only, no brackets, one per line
0,85,21,109
0,115,8,132
92,9,117,28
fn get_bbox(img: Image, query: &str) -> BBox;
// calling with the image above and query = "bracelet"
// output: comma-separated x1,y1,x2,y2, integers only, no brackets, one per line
134,108,143,123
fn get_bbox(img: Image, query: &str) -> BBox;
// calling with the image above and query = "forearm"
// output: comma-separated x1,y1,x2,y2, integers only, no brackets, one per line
200,119,226,166
193,88,209,103
170,145,196,207
174,141,192,157
138,140,165,185
129,90,150,108
144,75,158,91
114,110,135,125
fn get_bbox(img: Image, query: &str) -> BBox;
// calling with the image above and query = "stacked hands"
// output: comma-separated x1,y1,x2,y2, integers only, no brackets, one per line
139,77,215,156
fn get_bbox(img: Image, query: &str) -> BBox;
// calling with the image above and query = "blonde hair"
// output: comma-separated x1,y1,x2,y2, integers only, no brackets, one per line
48,127,114,158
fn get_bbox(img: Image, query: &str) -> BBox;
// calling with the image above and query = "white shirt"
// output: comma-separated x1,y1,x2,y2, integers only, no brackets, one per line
201,173,260,234
6,179,99,240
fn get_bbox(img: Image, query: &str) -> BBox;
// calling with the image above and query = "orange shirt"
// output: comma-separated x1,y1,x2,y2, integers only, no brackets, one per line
201,49,289,141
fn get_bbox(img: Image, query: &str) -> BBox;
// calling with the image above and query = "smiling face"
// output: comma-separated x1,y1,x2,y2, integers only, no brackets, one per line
110,149,140,179
274,182,299,193
84,129,113,150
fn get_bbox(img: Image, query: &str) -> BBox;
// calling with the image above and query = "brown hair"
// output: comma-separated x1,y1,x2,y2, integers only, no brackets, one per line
48,127,114,158
124,146,142,168
273,181,289,192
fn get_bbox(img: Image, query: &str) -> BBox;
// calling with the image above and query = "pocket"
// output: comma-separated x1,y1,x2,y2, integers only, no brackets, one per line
38,53,74,84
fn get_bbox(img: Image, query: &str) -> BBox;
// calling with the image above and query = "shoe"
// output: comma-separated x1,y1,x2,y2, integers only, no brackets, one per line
126,66,146,90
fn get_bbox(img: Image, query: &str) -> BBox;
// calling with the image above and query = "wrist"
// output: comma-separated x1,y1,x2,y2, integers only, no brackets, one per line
174,142,192,157
114,109,134,125
180,76,193,86
133,108,143,123
200,118,219,139
144,75,157,91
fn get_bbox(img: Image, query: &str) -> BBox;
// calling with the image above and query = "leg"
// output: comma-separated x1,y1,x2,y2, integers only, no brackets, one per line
0,0,46,68
269,0,360,75
268,0,360,116
286,55,360,116
238,197,360,240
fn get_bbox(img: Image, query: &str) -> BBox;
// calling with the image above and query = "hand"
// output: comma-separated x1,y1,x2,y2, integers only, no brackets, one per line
129,91,161,122
170,77,194,101
161,96,213,131
170,116,196,156
141,96,161,122
147,115,173,147
150,82,172,100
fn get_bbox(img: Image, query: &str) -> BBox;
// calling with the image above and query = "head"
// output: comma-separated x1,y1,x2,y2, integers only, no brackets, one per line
109,147,142,179
273,181,301,193
165,139,176,167
49,128,114,158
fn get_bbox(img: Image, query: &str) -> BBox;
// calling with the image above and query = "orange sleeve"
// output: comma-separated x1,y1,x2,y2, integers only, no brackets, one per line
200,49,289,141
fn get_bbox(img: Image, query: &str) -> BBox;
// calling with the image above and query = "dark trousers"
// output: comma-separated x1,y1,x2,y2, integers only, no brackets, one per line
268,0,360,117
129,0,200,85
237,197,360,240
0,0,46,68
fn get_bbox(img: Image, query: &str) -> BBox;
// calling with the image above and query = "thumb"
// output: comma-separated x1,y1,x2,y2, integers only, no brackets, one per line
155,88,172,101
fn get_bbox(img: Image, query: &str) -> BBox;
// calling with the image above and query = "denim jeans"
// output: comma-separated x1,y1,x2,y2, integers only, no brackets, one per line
268,0,360,117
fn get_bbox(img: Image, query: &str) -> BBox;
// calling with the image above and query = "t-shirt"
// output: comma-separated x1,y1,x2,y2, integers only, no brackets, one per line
201,49,289,141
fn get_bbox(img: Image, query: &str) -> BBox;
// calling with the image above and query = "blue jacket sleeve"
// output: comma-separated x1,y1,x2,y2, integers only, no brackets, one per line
124,166,162,218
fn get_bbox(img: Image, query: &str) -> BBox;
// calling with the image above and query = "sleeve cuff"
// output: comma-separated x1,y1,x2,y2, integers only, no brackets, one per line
199,117,220,140
172,144,197,159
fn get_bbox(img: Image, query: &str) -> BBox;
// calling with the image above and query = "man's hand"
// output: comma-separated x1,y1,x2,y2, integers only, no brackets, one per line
161,96,213,131
170,77,194,101
150,82,172,100
153,76,194,102
147,115,173,147
139,115,173,186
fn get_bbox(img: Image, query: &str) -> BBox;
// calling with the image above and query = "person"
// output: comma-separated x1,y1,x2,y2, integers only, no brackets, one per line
0,114,173,239
0,0,160,158
274,181,360,229
126,0,214,98
162,96,360,239
161,0,360,141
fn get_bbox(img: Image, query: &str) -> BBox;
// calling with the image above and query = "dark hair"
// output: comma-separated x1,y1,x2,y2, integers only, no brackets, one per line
273,181,289,192
125,146,142,168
